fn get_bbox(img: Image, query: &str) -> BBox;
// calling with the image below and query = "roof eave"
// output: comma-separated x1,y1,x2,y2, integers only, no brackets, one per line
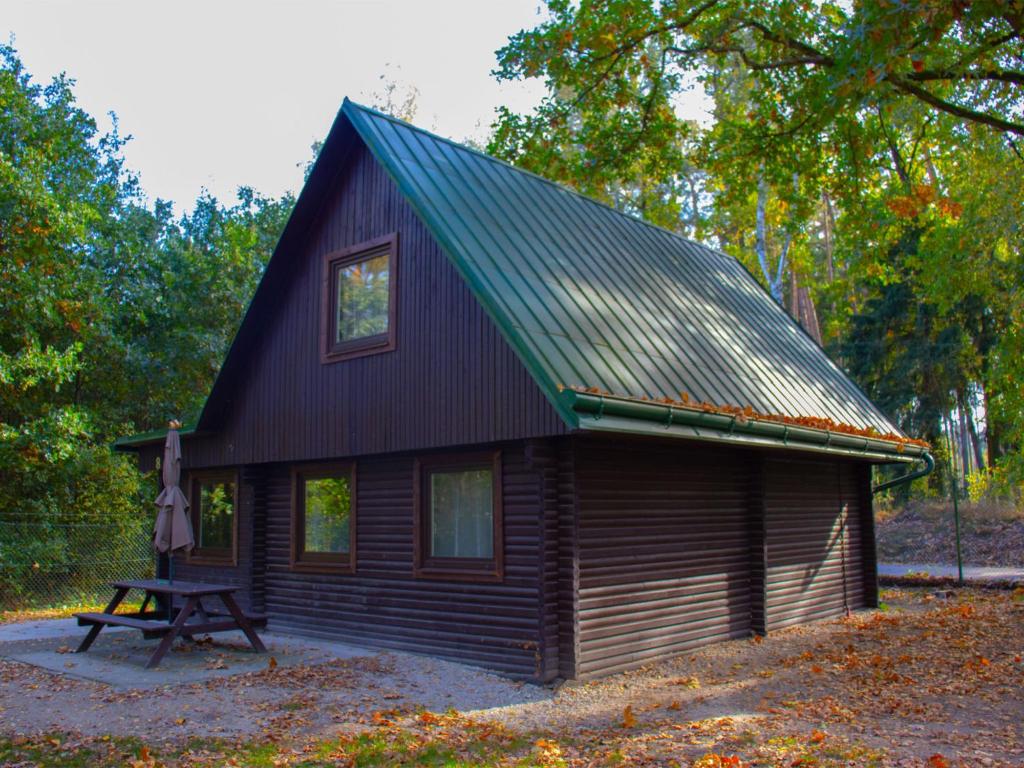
565,390,926,464
114,425,199,452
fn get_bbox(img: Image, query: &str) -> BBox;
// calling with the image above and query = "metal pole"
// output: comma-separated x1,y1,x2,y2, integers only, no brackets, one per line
945,414,964,586
951,465,964,586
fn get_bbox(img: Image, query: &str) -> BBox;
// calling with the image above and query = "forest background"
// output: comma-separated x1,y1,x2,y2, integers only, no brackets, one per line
2,0,1022,601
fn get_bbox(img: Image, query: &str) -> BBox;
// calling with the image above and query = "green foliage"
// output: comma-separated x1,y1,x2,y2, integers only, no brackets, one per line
334,253,391,343
491,0,1024,484
304,476,350,554
0,44,292,602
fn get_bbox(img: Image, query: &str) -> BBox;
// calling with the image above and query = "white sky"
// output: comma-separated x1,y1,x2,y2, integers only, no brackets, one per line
4,0,712,211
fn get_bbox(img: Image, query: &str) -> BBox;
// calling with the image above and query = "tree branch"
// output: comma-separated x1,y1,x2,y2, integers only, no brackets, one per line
740,18,835,65
666,44,826,71
907,68,1024,86
876,106,911,188
889,75,1024,136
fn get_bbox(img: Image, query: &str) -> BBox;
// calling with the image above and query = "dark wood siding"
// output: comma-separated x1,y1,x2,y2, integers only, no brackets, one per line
178,140,564,470
259,442,547,679
556,439,580,680
171,465,261,612
764,456,867,630
573,438,753,678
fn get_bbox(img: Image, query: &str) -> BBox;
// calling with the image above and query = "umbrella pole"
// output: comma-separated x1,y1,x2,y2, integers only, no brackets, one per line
168,553,174,621
168,505,175,626
168,502,174,621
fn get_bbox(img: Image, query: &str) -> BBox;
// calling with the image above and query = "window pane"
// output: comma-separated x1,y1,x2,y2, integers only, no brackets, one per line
335,253,389,343
303,475,351,554
430,469,493,559
199,481,234,550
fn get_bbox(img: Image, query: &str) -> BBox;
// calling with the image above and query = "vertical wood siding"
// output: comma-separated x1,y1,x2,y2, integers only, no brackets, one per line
764,457,867,630
178,140,564,470
258,443,546,678
573,438,753,678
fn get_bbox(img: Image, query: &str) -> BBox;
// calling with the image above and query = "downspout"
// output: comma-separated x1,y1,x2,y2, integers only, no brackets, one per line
870,452,935,494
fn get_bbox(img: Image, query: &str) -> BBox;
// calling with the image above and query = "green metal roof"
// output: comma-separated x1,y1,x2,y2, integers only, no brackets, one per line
121,99,920,461
343,101,909,448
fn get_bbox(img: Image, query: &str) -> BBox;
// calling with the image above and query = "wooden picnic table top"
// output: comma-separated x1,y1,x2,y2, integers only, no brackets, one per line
111,579,240,597
76,579,266,668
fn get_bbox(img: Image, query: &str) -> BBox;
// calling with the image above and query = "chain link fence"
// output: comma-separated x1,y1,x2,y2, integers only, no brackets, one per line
0,516,154,611
876,495,1024,577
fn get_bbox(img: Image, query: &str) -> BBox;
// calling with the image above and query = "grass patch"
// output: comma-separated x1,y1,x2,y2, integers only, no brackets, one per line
0,717,548,768
1,599,144,625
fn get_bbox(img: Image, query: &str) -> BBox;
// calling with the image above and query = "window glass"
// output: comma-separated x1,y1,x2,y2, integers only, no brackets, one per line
199,480,234,550
429,469,493,558
303,475,351,554
335,252,389,344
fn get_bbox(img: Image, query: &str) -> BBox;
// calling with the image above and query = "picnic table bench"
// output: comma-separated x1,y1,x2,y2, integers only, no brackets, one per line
74,579,267,669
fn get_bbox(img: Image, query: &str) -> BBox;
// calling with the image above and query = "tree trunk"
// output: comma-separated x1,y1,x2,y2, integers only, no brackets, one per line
754,166,780,302
956,399,972,474
822,191,835,282
796,286,823,345
959,390,985,471
982,385,1003,466
788,262,799,320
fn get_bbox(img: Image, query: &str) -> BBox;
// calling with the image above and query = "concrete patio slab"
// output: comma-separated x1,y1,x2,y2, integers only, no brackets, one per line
0,617,131,643
0,621,375,690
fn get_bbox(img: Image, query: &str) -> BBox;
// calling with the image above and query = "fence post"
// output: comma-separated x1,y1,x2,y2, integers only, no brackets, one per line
944,414,965,587
951,471,964,586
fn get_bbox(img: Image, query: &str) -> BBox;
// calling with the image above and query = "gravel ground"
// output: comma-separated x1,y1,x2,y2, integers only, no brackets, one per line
0,629,548,743
2,588,1023,765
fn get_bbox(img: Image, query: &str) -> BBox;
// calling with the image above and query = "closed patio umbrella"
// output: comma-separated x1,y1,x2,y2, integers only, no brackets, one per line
153,423,193,584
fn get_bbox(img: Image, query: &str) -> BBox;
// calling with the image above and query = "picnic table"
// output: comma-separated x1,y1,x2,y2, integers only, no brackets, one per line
74,579,267,669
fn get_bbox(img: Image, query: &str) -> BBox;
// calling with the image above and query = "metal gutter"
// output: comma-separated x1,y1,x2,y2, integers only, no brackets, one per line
114,425,198,451
563,389,927,462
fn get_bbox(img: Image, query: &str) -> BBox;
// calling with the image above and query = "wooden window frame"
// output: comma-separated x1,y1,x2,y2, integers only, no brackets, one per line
290,463,357,574
320,233,398,364
413,450,503,582
186,469,239,566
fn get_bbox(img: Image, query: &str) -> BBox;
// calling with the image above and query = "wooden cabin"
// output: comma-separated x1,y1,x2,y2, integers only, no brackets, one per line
118,100,927,681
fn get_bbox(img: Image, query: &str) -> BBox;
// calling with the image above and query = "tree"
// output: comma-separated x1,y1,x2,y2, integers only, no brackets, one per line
494,0,1024,145
490,1,1024,485
0,43,292,564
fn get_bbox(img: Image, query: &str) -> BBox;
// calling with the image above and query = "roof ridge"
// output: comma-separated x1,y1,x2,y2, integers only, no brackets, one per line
342,98,733,263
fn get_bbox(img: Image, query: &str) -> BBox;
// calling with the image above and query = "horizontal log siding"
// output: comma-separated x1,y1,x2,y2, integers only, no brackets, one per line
261,443,545,678
528,439,562,682
175,141,563,471
574,440,752,678
856,462,879,609
171,466,260,612
556,439,580,680
764,457,866,630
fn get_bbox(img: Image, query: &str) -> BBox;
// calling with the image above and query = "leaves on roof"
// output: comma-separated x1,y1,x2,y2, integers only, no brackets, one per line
562,385,930,450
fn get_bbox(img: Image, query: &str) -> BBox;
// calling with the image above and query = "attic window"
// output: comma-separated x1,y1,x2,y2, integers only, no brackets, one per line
321,233,397,363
